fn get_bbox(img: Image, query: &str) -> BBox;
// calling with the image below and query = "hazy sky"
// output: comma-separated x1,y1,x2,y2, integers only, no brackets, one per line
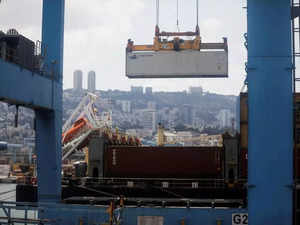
0,0,247,95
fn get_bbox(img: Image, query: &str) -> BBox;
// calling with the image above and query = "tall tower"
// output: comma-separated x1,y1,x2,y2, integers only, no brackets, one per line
73,70,83,91
88,71,96,92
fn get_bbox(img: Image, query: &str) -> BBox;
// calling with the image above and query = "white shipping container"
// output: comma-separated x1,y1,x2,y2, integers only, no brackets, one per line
126,50,228,78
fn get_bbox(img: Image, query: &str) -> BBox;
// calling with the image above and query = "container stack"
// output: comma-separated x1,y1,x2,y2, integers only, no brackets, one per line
0,30,6,60
239,93,248,179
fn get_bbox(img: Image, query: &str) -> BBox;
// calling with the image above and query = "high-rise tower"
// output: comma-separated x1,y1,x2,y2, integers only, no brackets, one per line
73,70,83,91
88,71,96,92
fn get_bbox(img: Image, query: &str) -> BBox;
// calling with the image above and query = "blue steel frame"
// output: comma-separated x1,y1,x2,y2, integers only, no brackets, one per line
40,205,247,225
0,201,43,224
35,0,65,203
0,201,247,225
0,0,64,203
247,0,293,224
0,0,294,224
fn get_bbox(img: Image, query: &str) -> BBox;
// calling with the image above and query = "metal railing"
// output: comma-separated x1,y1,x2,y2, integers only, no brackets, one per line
0,201,52,225
78,177,247,190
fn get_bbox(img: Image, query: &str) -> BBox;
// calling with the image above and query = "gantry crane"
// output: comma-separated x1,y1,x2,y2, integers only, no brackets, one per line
0,0,295,224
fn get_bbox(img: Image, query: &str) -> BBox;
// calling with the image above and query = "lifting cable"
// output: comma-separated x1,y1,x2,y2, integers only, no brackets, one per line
196,0,199,26
176,0,180,32
156,0,160,26
177,0,199,32
156,0,199,31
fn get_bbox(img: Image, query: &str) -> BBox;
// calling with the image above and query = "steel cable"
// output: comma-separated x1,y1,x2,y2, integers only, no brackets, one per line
177,0,180,32
196,0,199,26
156,0,159,26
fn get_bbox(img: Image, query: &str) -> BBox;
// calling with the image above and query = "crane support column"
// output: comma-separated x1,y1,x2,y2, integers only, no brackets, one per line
35,0,65,202
247,0,293,224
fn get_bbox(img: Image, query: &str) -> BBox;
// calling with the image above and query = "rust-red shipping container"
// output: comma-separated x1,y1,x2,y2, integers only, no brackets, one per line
239,148,248,179
104,146,223,178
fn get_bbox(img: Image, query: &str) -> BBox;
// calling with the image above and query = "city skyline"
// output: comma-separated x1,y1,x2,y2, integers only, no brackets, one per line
0,0,247,95
71,72,235,96
72,70,96,91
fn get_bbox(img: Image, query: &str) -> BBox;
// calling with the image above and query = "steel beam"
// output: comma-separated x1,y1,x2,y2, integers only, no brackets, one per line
40,204,247,225
247,0,293,224
35,0,65,203
0,60,54,110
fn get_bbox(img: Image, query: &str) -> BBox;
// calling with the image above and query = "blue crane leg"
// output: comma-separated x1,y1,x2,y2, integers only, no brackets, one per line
35,0,65,203
247,0,293,224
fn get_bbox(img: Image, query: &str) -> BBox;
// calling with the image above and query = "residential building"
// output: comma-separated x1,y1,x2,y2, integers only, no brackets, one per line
182,104,193,125
147,101,156,110
189,86,203,95
140,109,157,133
217,109,232,128
145,87,152,95
131,86,143,95
121,101,131,113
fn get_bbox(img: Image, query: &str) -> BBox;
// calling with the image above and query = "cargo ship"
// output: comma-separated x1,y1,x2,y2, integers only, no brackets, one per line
16,132,247,208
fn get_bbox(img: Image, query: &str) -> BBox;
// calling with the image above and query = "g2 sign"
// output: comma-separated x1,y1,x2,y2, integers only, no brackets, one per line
232,214,248,225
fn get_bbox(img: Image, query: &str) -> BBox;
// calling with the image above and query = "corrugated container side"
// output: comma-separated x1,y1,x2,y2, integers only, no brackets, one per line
240,93,248,123
295,93,300,180
239,93,248,150
239,149,248,179
126,51,228,78
239,93,300,180
16,35,35,71
240,125,248,150
104,146,223,178
239,93,248,179
235,96,240,132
